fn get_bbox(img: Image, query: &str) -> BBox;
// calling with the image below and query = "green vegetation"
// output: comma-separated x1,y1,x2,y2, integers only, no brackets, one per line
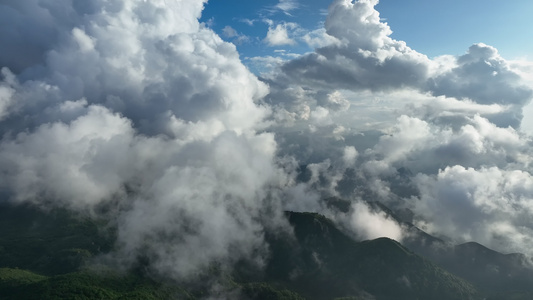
241,283,305,300
0,203,305,299
0,204,114,275
0,268,193,300
0,203,530,299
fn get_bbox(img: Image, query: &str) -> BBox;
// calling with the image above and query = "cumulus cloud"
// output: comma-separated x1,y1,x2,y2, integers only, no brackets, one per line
302,28,340,49
342,112,533,254
428,44,531,105
426,43,533,127
364,114,529,176
0,0,293,280
264,23,298,46
343,146,358,167
413,166,533,254
278,0,430,91
265,0,532,130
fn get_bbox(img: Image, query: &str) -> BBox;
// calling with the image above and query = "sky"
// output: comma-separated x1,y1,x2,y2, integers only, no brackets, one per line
374,0,533,59
1,0,533,284
201,0,533,66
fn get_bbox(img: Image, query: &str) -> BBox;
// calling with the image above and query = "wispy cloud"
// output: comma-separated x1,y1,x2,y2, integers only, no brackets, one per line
240,18,257,26
222,25,250,45
275,0,299,15
264,0,300,16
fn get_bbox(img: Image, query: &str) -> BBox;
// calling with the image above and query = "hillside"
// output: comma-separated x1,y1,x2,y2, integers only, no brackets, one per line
322,197,533,299
260,212,479,300
0,202,530,299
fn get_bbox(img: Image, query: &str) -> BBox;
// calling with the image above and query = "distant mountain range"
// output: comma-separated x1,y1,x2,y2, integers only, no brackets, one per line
1,201,532,299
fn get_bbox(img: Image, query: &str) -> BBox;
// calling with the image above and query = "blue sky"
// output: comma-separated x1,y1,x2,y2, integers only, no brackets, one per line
376,0,533,59
201,0,533,72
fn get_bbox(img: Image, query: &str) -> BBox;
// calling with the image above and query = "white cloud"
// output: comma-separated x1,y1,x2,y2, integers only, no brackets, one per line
71,27,95,53
0,0,292,280
302,28,341,49
222,25,238,38
509,59,533,133
371,115,432,164
265,23,297,46
343,146,358,166
414,166,533,254
222,25,249,45
0,68,15,120
324,90,350,112
427,43,532,125
343,201,404,242
240,18,256,26
247,55,287,76
266,0,531,130
273,0,299,15
365,114,529,176
310,106,332,127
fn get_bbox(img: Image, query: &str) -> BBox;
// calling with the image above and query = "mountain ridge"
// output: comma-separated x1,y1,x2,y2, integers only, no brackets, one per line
0,201,532,299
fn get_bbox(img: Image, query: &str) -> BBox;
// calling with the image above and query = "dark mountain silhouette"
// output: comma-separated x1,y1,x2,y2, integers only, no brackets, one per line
259,211,479,300
0,201,532,299
321,196,533,300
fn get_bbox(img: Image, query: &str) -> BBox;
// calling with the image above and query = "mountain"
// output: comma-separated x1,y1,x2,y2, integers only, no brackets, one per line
0,203,303,300
0,203,115,275
321,197,533,300
0,201,530,299
254,211,479,300
444,242,533,300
